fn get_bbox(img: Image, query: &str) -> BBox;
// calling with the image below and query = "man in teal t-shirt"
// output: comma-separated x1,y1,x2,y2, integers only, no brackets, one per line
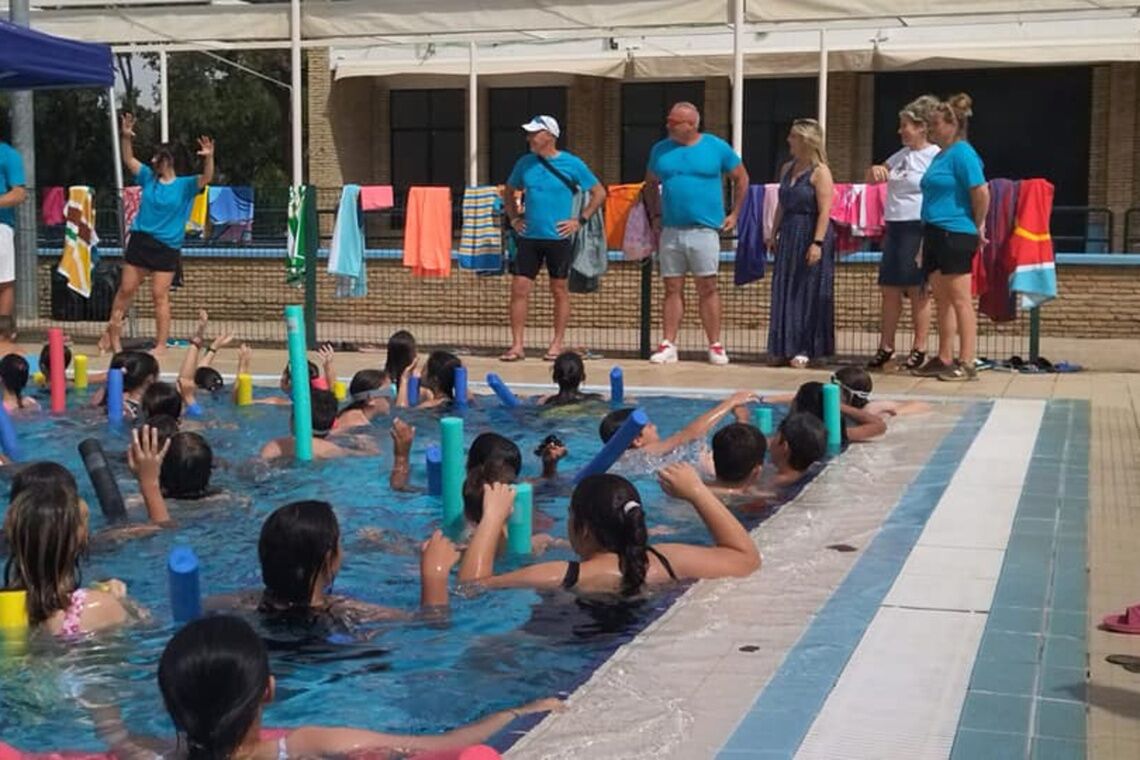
501,115,605,362
644,102,749,367
0,131,28,319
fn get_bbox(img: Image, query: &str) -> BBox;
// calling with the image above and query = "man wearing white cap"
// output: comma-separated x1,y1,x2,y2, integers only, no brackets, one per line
644,102,749,365
500,115,606,362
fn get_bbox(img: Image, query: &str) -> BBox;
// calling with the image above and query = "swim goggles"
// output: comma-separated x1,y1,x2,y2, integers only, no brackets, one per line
533,434,565,457
829,374,871,402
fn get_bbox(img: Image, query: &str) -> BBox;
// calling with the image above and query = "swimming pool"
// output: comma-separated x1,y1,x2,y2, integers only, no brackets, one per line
0,389,794,752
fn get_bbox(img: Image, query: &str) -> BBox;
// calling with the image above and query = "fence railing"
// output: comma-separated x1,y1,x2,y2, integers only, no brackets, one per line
27,186,1069,364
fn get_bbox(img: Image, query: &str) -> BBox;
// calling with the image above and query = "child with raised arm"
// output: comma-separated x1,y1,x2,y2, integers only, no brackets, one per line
599,389,759,457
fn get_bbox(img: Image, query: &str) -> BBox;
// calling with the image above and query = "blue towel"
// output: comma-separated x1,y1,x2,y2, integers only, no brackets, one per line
734,184,765,285
458,186,504,273
208,186,254,224
328,184,367,297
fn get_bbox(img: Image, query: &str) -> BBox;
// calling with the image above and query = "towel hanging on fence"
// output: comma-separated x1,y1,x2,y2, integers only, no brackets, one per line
622,197,655,261
762,183,779,243
286,185,316,286
122,186,142,238
360,185,395,211
734,184,765,285
41,186,65,226
209,186,255,243
976,178,1019,322
1009,178,1057,310
57,186,99,298
186,186,209,233
604,183,644,250
458,186,504,273
328,184,367,297
403,186,453,278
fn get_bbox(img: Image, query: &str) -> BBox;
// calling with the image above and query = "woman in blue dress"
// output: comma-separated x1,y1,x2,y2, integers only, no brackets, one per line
766,118,835,368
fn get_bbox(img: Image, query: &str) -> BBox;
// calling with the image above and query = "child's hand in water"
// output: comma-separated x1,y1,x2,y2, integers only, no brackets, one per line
482,482,516,524
420,530,460,578
128,425,171,484
93,578,128,599
657,462,705,501
390,417,415,457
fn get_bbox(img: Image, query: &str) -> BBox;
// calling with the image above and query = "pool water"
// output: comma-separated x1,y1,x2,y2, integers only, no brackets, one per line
0,389,787,751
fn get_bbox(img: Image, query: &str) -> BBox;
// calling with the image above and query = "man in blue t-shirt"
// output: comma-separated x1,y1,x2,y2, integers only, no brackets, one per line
0,124,28,319
501,115,605,362
644,102,749,366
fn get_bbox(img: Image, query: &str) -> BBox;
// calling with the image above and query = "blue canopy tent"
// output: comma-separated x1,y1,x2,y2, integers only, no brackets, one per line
0,20,114,89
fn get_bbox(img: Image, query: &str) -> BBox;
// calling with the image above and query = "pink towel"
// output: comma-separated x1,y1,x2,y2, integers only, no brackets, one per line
41,186,66,226
122,186,142,231
762,183,779,244
360,185,394,211
862,182,887,237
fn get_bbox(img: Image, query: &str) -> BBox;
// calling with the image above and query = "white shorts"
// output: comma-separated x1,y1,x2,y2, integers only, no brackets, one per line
658,226,721,278
0,224,14,284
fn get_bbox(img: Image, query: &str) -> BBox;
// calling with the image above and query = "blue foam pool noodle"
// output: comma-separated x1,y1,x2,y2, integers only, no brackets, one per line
610,367,624,404
507,482,533,554
407,375,420,406
106,367,124,428
486,372,520,408
573,408,648,483
0,402,21,461
168,546,202,623
823,382,842,452
426,445,442,496
453,366,468,411
285,305,313,461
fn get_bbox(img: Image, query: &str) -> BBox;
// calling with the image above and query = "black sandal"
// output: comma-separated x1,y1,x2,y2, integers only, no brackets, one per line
867,347,894,370
902,349,926,371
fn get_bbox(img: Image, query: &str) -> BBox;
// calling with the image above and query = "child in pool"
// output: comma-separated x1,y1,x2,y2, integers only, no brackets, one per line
832,366,931,418
91,350,160,419
599,390,758,458
259,389,374,460
209,500,459,622
38,341,74,391
459,462,761,594
385,329,417,397
0,353,40,412
3,465,140,635
233,343,321,406
703,422,768,498
334,369,391,431
94,614,562,759
538,351,603,407
790,381,886,443
410,350,475,409
765,412,828,490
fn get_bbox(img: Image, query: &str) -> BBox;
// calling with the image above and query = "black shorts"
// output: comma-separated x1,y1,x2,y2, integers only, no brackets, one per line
125,230,181,273
511,237,573,280
922,225,978,276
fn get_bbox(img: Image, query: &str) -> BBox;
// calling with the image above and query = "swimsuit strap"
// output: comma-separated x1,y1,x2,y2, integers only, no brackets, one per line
60,588,87,637
647,546,679,581
561,561,581,590
276,735,289,760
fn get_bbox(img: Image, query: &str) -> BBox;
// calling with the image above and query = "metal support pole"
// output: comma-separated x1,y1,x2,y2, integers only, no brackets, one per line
9,0,37,321
159,50,170,143
731,0,744,156
817,29,829,131
468,42,478,185
290,0,303,186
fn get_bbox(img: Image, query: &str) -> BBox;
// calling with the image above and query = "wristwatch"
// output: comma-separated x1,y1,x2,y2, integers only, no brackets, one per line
578,215,588,225
813,239,825,246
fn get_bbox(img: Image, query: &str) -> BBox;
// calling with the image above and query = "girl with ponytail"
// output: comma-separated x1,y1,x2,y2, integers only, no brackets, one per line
458,462,761,595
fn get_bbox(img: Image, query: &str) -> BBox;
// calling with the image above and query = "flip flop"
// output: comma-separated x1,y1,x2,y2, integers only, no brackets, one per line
1106,654,1140,672
542,353,560,361
1054,361,1083,373
499,351,525,362
1102,604,1140,634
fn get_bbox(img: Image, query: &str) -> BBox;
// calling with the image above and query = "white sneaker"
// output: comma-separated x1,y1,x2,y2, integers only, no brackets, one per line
649,340,678,364
708,342,730,366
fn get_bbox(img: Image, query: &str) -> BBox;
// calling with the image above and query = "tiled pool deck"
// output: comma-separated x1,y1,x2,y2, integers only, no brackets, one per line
47,343,1139,759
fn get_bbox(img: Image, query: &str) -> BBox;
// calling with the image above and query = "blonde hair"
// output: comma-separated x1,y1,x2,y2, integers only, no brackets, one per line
791,118,828,166
932,93,974,138
898,94,940,129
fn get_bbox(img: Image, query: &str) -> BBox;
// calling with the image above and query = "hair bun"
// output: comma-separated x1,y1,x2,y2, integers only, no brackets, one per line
949,93,973,118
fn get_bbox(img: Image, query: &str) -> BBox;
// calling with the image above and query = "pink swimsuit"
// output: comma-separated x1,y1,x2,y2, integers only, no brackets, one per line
58,589,87,637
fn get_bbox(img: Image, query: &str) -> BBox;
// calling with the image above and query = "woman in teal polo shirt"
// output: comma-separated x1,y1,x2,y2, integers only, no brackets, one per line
100,112,215,355
913,93,989,382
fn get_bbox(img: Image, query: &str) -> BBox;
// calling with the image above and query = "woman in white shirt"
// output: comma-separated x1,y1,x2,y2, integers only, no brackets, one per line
865,95,941,371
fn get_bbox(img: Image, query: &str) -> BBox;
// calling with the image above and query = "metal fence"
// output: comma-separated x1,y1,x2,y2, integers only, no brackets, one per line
27,185,1095,364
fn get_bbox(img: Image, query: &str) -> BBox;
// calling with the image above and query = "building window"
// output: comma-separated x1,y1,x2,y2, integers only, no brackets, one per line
489,87,568,184
743,78,817,183
620,81,705,183
389,89,465,197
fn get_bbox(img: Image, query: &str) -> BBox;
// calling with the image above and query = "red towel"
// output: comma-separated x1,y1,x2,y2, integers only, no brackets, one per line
360,185,394,211
41,186,66,226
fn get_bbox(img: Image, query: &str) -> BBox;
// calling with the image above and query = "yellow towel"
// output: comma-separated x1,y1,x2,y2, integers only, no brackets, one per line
57,186,99,297
186,185,208,233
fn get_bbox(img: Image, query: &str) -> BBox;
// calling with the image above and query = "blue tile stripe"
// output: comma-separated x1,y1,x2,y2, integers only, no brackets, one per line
952,400,1090,760
718,402,994,758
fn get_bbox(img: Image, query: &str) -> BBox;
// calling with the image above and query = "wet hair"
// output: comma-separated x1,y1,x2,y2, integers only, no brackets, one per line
833,366,872,409
466,432,522,474
309,389,338,437
141,414,180,447
422,350,462,401
384,330,417,388
711,423,768,484
544,352,601,407
110,350,160,394
10,461,78,503
194,367,224,393
777,412,827,472
160,432,213,499
898,94,940,129
339,369,388,416
280,361,320,390
570,474,649,597
463,458,519,524
0,353,30,406
933,93,974,138
258,500,340,612
3,484,86,625
39,343,73,378
599,408,634,445
791,381,848,445
142,381,183,421
158,615,271,760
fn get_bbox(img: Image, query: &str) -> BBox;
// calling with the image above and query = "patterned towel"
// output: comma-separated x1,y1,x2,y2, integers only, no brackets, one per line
286,185,316,286
57,186,99,298
458,186,503,272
